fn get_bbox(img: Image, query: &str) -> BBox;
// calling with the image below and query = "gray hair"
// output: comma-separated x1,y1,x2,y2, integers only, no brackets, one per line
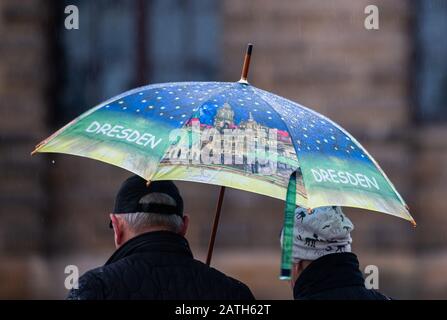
120,193,183,233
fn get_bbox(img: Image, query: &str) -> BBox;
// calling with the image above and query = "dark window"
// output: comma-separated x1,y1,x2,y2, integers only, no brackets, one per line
415,0,447,122
56,0,219,125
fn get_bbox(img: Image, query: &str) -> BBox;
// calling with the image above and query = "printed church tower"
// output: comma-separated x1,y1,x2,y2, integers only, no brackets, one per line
214,103,235,130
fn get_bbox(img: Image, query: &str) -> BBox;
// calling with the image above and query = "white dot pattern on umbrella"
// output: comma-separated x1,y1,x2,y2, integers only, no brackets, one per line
98,82,370,165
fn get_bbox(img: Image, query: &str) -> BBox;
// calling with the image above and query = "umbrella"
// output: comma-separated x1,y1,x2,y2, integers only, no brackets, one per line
32,44,415,279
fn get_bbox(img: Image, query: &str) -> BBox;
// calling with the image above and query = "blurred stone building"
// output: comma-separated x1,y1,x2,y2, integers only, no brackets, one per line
1,0,446,299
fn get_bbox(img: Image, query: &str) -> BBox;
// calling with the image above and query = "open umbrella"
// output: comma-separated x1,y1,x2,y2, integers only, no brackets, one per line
32,44,415,278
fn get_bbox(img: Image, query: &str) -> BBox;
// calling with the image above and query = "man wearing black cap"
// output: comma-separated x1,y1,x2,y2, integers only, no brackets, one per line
67,175,255,300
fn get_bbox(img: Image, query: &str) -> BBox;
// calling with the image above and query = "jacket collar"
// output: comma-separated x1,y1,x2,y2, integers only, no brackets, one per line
293,252,365,299
105,230,193,266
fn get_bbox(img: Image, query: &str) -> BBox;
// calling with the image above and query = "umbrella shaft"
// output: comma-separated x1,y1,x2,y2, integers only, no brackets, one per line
206,186,226,265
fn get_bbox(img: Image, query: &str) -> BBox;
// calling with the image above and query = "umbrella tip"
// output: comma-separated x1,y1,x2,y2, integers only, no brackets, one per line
246,43,253,54
238,43,254,84
405,204,416,227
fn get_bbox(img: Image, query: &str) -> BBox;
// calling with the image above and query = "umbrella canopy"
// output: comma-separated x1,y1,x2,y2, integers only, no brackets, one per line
33,80,413,223
32,44,414,279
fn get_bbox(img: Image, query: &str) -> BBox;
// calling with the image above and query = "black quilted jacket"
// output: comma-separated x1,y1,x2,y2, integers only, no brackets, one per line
67,231,255,300
293,252,390,300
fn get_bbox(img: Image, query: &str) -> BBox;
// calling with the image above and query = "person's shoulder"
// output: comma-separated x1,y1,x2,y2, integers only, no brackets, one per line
191,259,255,300
224,274,256,300
80,255,143,285
67,259,138,300
66,266,106,300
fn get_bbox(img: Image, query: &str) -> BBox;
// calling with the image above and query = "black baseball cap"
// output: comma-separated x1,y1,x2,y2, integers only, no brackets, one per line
112,175,184,216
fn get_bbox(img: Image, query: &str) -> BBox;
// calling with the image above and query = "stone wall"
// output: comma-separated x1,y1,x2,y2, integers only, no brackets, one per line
0,0,50,298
